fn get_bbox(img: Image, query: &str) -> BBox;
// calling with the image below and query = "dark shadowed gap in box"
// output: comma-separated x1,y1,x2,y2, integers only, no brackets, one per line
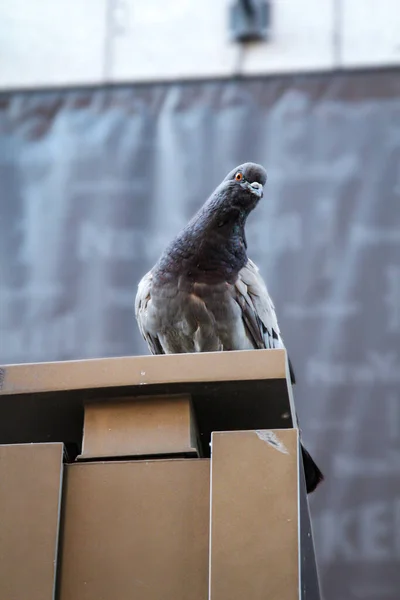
0,378,293,459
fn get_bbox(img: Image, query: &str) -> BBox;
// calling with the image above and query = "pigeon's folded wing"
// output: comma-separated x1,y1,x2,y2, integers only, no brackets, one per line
235,258,283,350
135,270,164,355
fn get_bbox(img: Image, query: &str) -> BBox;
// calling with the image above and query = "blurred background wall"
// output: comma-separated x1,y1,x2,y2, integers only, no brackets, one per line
1,2,400,598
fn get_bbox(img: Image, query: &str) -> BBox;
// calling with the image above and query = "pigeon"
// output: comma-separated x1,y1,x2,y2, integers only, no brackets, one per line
135,162,323,493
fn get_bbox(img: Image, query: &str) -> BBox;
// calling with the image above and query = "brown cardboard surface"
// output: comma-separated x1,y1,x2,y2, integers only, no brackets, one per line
59,458,210,600
79,394,199,459
0,443,64,600
0,348,287,395
209,430,299,600
0,350,294,454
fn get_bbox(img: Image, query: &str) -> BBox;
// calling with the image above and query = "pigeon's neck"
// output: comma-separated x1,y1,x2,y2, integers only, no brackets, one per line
156,216,248,284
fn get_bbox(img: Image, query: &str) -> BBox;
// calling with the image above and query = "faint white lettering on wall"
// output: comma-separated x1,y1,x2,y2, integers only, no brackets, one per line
284,302,359,319
307,351,400,385
314,499,400,564
247,212,302,257
351,224,400,246
313,199,336,246
387,393,400,442
385,265,400,332
333,454,400,478
270,154,360,184
78,222,172,263
0,314,77,363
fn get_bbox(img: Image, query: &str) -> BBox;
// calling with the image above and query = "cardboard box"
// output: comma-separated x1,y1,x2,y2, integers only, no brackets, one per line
0,443,64,600
0,348,289,394
209,429,299,600
0,353,322,599
79,394,200,459
0,350,296,455
58,458,210,600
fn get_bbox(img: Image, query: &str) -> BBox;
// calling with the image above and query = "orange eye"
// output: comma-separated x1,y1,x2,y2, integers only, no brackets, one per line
235,172,243,181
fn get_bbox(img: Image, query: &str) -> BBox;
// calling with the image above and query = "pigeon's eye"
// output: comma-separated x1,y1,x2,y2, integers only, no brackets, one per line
235,172,243,181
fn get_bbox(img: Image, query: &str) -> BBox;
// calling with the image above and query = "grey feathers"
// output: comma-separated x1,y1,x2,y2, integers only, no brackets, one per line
135,258,283,355
135,162,282,356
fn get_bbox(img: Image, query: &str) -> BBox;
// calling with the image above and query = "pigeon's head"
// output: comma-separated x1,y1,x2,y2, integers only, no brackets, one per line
161,163,267,276
217,162,267,214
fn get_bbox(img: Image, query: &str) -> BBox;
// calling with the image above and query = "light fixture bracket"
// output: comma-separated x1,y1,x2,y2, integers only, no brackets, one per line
230,0,271,43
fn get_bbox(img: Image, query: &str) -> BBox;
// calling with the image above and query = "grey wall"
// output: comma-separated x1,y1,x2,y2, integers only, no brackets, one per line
1,69,400,598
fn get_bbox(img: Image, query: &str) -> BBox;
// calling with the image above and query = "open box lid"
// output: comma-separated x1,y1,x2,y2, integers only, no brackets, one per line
0,348,297,457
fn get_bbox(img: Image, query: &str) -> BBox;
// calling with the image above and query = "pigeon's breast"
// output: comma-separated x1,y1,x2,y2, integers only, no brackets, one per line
147,276,254,353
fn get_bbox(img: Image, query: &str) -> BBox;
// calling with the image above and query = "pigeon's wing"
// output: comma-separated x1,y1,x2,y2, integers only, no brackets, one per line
235,262,320,489
236,258,297,383
234,258,283,350
135,270,165,355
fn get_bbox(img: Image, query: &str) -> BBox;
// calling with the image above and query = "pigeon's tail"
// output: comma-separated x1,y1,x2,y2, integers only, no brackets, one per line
288,357,296,385
287,358,323,493
301,444,324,494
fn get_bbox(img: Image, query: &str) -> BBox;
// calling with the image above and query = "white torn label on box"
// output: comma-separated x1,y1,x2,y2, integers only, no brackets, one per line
255,430,289,454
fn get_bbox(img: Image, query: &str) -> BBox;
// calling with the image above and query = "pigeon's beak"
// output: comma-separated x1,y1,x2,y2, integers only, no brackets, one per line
248,181,263,198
